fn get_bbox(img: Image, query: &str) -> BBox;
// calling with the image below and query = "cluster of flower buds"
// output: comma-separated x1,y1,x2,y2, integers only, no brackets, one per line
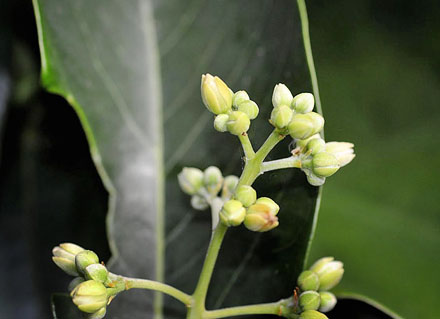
201,74,259,136
52,243,124,318
292,257,344,318
221,185,280,232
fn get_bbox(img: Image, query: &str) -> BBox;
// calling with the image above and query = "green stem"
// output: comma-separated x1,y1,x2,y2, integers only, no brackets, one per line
204,301,283,318
260,156,302,173
188,223,228,318
124,277,192,306
238,133,256,159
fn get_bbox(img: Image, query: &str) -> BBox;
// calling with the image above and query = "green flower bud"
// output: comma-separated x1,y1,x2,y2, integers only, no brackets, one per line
204,166,223,195
191,195,209,211
271,105,294,129
59,243,85,255
306,138,325,155
305,171,326,187
319,292,337,313
221,175,239,200
312,152,339,178
232,90,250,107
178,167,204,195
201,74,233,114
299,291,321,311
71,280,108,314
52,255,79,277
237,100,259,120
68,277,85,293
227,111,250,135
75,250,99,274
299,310,328,319
220,199,246,227
296,134,321,150
310,257,344,291
52,243,86,275
297,270,320,291
244,197,280,232
292,93,315,113
325,142,355,167
272,83,293,108
214,114,230,132
88,307,106,319
235,185,257,207
85,264,109,284
288,112,324,140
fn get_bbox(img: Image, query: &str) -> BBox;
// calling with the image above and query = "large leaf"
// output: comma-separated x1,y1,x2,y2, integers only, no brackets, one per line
34,0,324,317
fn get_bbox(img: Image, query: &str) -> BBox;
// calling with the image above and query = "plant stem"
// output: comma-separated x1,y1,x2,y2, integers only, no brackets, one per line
260,156,302,173
188,223,228,318
238,133,255,159
204,301,283,318
124,277,192,306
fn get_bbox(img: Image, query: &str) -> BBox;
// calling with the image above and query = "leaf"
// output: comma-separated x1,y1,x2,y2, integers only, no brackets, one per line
34,0,325,318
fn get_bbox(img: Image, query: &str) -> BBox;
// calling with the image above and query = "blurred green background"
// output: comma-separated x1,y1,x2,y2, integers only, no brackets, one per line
0,0,438,318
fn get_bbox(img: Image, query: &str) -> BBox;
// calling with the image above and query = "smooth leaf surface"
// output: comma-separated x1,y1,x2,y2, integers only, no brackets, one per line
35,0,323,318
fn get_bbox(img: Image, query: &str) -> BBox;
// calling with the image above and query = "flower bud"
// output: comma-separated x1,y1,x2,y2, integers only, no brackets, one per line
88,307,106,319
305,171,326,187
227,111,250,135
203,166,223,195
235,185,257,207
85,264,109,284
214,114,230,132
191,195,209,211
232,90,250,107
178,167,204,195
292,93,315,113
299,291,321,311
71,280,108,313
52,255,79,277
288,113,324,140
59,243,85,255
271,105,293,129
220,199,246,227
325,142,355,167
319,292,337,313
201,74,233,114
221,175,239,199
296,134,321,150
310,257,344,291
68,277,85,293
244,197,280,232
297,270,320,291
299,310,328,319
306,138,325,155
312,152,339,178
75,250,99,274
52,243,85,275
237,100,259,120
272,83,293,108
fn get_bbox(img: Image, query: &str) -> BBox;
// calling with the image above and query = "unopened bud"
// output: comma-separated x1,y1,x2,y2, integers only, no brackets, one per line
235,185,257,207
299,291,321,311
59,243,85,255
227,111,250,135
214,114,229,132
305,171,326,187
85,264,109,284
292,93,315,113
191,195,209,211
68,277,85,293
232,90,250,107
237,100,259,120
52,243,86,276
88,307,106,319
299,310,328,319
271,105,293,129
297,270,320,291
75,250,99,274
52,255,79,277
201,74,233,114
71,280,108,314
325,142,355,167
296,134,321,150
319,292,337,313
220,199,246,227
204,166,223,195
178,167,204,195
244,197,279,232
310,257,344,291
288,113,324,140
221,175,239,200
312,152,339,177
272,83,293,108
306,138,325,155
